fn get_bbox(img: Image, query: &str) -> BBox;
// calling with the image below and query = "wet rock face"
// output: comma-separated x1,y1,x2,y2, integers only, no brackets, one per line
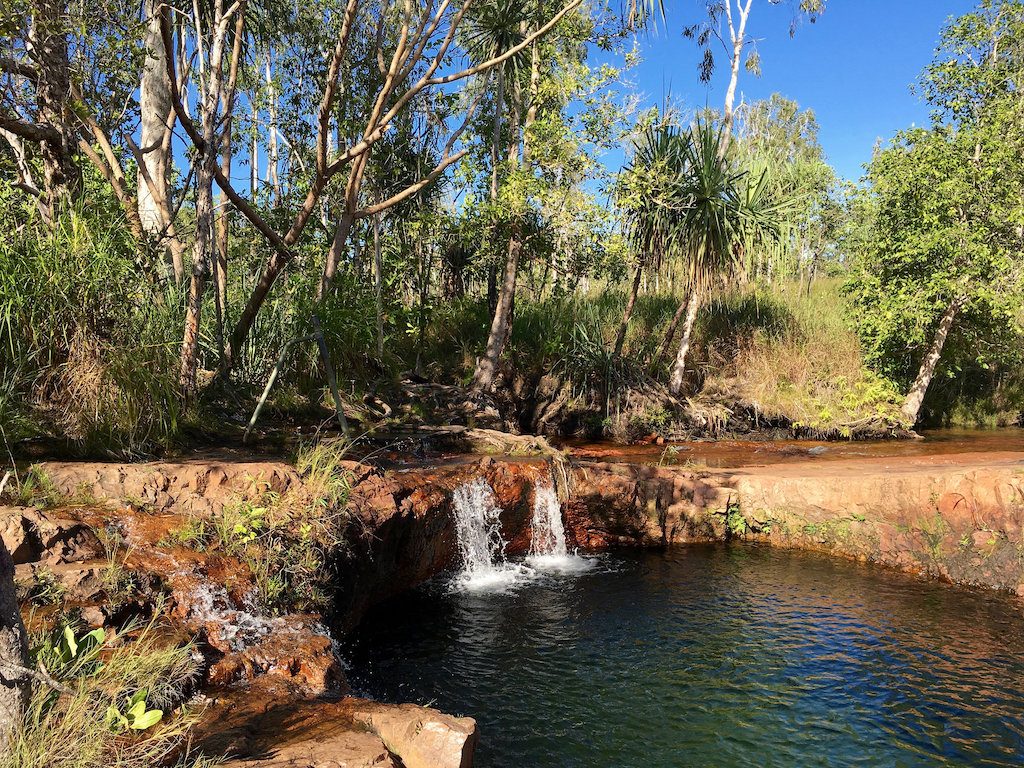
335,456,548,627
568,454,1024,598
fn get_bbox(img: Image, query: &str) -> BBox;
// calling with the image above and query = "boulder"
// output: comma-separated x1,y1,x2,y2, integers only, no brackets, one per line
0,506,102,565
354,703,477,768
203,689,475,768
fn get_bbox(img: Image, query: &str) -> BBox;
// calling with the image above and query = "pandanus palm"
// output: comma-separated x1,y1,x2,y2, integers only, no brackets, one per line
614,123,689,356
620,120,792,394
667,121,794,394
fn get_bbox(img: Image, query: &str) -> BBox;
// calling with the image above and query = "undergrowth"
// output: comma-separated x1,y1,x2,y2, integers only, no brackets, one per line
161,439,352,614
3,616,215,768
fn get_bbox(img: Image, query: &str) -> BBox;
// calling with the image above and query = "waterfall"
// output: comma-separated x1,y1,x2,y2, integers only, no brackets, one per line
450,476,592,591
529,480,567,557
452,478,508,580
527,478,593,572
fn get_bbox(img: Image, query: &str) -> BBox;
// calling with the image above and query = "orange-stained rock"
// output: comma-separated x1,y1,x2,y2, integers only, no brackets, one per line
568,451,1024,597
353,703,477,768
194,683,474,768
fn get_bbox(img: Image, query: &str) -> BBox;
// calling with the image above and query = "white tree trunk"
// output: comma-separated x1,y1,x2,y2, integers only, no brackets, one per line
722,0,753,130
138,0,172,241
668,289,701,395
265,54,280,204
900,296,963,425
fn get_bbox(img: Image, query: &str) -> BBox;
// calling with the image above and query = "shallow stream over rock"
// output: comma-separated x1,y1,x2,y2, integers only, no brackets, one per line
346,545,1024,767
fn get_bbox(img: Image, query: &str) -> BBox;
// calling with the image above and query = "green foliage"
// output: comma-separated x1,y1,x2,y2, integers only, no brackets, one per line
725,502,747,538
845,3,1024,422
181,452,353,613
104,690,164,732
6,619,208,768
0,208,185,456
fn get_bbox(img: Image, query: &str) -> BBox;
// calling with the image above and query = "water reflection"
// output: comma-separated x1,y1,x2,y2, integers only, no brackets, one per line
346,545,1024,767
562,427,1024,468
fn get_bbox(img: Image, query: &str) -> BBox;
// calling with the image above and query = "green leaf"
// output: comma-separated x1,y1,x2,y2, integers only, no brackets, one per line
126,698,147,719
129,709,163,730
62,626,78,658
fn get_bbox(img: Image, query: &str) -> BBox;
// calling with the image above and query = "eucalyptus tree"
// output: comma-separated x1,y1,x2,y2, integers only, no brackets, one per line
683,0,826,129
847,0,1024,426
733,94,834,282
470,0,548,392
158,0,584,387
0,0,192,275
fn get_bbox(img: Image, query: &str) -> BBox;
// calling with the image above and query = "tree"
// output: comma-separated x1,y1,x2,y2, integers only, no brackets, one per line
137,0,177,280
158,0,584,382
848,124,1022,425
684,0,826,130
615,119,686,357
663,121,788,394
847,1,1024,426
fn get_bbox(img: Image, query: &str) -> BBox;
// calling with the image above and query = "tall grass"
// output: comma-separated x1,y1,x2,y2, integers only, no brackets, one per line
697,281,904,432
4,618,212,768
0,210,185,455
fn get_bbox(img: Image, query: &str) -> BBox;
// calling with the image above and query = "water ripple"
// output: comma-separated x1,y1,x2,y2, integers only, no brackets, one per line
345,545,1024,767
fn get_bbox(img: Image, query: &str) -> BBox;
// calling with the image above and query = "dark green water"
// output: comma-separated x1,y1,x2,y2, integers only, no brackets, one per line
345,546,1024,767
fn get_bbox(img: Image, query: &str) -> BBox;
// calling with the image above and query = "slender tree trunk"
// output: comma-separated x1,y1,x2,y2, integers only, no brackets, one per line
0,539,29,750
490,66,505,204
654,296,689,368
900,296,963,425
138,0,177,279
250,99,258,197
318,154,366,299
613,260,644,357
722,0,753,131
472,235,521,392
179,3,231,393
30,0,80,215
266,54,280,205
668,289,701,395
213,126,231,364
373,212,384,360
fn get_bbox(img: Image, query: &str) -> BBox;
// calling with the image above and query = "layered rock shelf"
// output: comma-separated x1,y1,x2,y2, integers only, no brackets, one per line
4,446,1023,766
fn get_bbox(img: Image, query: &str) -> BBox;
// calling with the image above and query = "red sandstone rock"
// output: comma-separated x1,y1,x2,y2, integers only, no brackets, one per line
353,703,477,768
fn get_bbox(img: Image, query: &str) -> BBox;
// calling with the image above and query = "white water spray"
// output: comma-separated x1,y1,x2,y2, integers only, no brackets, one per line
453,478,507,578
529,480,567,557
452,478,531,590
527,478,594,573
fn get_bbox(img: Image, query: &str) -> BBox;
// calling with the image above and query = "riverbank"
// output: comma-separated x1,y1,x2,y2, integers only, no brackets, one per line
4,440,1023,766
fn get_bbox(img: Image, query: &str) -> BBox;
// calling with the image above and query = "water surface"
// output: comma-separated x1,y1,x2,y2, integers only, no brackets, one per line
346,546,1024,767
562,427,1024,467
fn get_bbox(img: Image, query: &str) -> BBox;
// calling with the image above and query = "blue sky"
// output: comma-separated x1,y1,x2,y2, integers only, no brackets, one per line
628,0,978,181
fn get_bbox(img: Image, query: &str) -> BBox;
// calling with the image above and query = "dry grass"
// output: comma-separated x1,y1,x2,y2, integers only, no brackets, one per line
699,281,905,434
3,617,215,768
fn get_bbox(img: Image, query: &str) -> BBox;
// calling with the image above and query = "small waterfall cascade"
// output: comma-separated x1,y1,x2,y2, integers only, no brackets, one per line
453,478,508,579
529,480,568,558
527,476,593,572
